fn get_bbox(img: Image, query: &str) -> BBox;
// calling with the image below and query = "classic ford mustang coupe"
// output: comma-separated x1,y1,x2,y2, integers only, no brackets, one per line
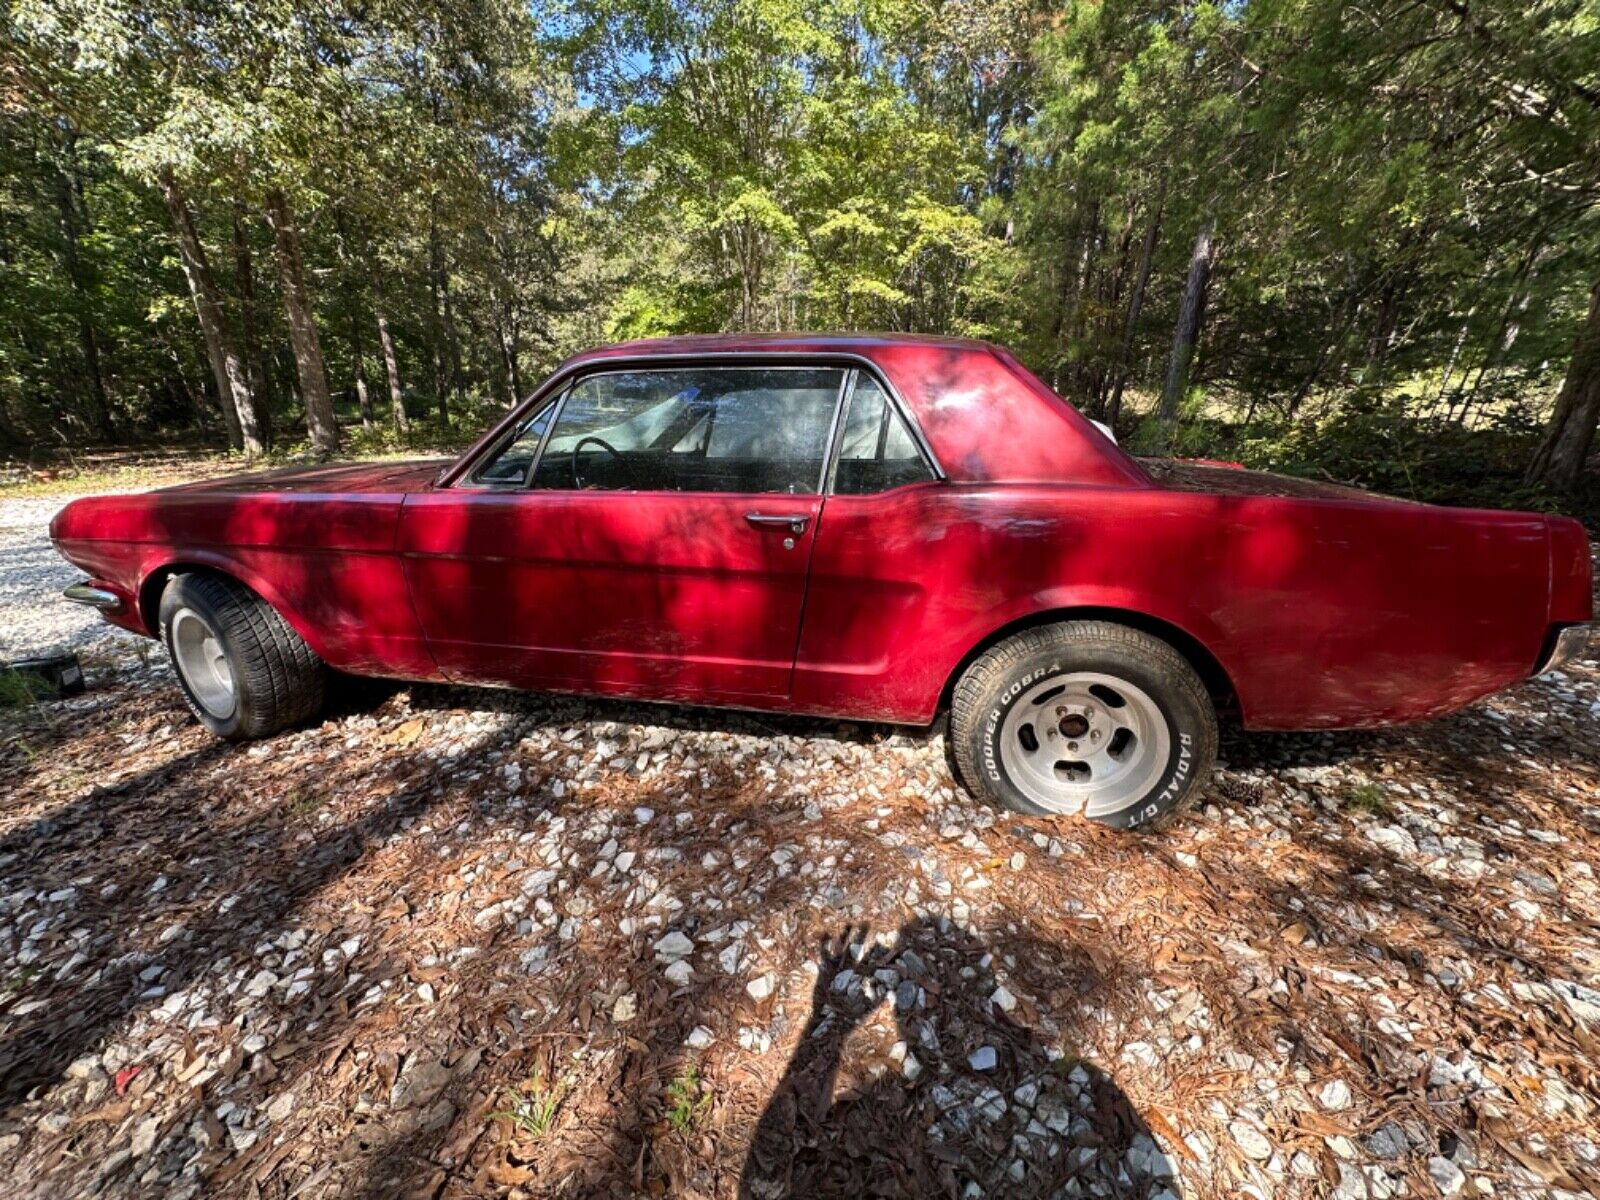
52,334,1595,828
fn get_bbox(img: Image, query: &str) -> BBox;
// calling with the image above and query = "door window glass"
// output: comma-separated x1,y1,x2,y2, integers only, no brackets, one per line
530,367,844,494
471,399,557,486
833,375,937,494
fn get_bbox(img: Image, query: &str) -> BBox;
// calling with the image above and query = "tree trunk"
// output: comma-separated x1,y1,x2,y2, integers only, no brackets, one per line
352,334,372,428
264,188,339,455
230,205,270,449
1105,185,1165,428
376,309,408,434
428,203,453,428
52,149,113,442
1157,219,1216,441
157,169,263,456
1362,275,1404,391
494,300,523,406
1527,279,1600,491
331,209,372,430
228,206,272,451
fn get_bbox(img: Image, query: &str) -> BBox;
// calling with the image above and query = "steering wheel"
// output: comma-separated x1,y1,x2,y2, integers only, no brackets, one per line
572,435,620,489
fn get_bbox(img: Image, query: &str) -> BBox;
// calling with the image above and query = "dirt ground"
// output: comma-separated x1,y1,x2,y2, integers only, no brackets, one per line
1,628,1598,1200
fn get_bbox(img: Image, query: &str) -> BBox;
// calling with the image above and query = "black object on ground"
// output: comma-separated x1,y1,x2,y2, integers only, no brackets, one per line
3,652,85,700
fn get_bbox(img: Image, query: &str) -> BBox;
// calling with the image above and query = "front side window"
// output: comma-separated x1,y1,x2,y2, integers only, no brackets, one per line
832,375,937,494
472,399,557,486
529,367,844,494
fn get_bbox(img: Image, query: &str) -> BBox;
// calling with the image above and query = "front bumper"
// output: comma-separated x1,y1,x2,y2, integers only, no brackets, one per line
1536,624,1597,676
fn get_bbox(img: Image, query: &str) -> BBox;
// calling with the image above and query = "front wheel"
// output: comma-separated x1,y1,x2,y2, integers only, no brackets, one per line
159,573,326,740
950,621,1216,829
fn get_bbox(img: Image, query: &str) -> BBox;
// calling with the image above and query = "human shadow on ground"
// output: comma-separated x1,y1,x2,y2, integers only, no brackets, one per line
738,919,1177,1200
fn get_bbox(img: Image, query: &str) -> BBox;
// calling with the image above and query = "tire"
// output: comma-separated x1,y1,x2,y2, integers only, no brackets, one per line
159,572,326,740
950,621,1216,830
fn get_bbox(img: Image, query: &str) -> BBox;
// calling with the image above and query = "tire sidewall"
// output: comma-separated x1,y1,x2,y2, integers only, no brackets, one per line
968,641,1205,829
159,579,251,739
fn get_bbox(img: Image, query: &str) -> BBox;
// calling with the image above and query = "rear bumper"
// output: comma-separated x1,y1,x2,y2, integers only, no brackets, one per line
1536,624,1597,676
63,581,123,612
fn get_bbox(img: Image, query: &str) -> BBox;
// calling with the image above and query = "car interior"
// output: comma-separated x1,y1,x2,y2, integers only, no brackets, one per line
472,365,936,496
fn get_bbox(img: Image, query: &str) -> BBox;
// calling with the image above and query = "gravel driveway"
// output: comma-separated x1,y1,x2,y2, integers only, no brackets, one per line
2,491,1598,1199
0,494,145,665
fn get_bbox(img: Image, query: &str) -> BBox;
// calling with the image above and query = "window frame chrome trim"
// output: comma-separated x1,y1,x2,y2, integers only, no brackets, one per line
442,352,947,490
516,362,854,498
824,367,941,496
456,384,571,490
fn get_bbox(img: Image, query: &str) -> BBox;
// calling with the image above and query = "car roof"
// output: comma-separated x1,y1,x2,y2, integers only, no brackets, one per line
564,331,1000,366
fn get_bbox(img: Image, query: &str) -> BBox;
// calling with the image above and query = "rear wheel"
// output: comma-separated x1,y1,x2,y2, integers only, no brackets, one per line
950,621,1216,829
159,573,326,740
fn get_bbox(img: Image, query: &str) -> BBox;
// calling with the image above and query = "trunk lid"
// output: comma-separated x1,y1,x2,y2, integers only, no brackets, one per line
1137,456,1419,505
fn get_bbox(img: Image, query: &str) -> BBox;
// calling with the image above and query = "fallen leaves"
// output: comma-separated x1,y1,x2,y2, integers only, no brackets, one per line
0,638,1597,1199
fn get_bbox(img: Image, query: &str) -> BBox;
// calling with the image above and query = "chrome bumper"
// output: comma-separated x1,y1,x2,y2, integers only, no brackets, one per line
63,582,122,612
1536,624,1597,676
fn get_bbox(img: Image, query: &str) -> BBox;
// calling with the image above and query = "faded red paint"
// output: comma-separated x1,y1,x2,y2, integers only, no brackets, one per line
51,333,1593,730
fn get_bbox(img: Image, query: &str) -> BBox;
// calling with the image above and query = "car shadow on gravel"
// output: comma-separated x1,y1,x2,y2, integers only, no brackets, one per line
400,680,911,750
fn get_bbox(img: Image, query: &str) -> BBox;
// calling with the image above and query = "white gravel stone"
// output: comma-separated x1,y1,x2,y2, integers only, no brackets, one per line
653,931,694,962
1428,1155,1466,1195
1230,1120,1273,1161
265,1091,297,1122
746,973,776,1000
968,1046,997,1071
129,1116,161,1157
1318,1079,1352,1110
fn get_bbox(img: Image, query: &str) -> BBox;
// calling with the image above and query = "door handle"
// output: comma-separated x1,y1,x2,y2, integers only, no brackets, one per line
745,513,810,535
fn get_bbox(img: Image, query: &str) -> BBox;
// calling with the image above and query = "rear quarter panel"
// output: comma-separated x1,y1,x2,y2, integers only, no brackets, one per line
50,490,438,679
796,484,1551,728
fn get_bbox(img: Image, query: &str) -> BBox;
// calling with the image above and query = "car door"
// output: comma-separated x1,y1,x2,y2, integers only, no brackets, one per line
790,370,951,722
399,363,846,702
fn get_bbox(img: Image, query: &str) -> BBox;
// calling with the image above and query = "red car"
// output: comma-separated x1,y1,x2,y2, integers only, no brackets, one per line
52,334,1595,829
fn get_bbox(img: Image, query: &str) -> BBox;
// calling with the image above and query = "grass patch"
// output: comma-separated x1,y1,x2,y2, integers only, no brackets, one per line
282,787,327,819
666,1063,712,1134
490,1070,567,1140
0,670,40,710
1340,782,1393,818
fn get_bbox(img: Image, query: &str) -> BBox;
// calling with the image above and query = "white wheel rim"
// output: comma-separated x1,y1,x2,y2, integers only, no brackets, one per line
171,607,236,719
998,671,1170,816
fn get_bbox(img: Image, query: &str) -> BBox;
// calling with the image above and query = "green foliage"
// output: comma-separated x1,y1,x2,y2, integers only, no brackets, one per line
490,1070,567,1139
665,1063,712,1133
1340,783,1393,819
2,0,1598,501
1165,395,1569,513
0,671,40,711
